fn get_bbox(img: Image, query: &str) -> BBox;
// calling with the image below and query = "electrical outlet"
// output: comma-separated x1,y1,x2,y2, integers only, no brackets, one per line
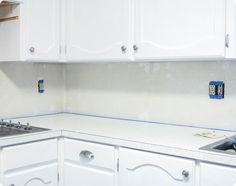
38,79,45,93
209,81,224,99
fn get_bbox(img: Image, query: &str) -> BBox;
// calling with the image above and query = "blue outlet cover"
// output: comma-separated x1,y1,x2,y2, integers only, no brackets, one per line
38,80,45,93
209,81,224,99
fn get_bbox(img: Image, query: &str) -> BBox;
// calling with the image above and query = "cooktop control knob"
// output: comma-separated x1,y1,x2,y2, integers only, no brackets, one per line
15,122,21,128
0,119,4,126
0,119,7,126
24,123,32,131
7,120,14,127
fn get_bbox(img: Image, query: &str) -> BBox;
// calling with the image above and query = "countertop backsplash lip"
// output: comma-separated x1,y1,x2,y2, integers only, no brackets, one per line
6,111,236,133
3,112,65,120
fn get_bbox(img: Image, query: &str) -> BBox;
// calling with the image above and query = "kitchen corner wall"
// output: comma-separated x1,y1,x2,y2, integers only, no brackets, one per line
1,61,236,131
65,61,236,131
0,63,65,119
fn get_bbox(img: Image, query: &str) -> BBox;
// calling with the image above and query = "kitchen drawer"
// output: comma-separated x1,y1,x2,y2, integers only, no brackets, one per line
64,139,116,171
2,139,57,172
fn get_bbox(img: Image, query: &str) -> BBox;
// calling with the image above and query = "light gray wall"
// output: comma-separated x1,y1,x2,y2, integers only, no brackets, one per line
1,61,235,131
65,61,236,130
0,63,65,118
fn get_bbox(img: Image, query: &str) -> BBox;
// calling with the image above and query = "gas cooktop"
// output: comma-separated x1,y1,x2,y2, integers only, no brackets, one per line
0,120,50,137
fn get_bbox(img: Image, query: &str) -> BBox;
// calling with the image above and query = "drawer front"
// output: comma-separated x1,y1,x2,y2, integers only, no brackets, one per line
64,139,115,171
2,139,57,172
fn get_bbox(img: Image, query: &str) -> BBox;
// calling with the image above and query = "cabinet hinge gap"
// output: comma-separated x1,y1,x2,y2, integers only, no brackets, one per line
57,172,60,182
225,34,230,48
117,158,119,172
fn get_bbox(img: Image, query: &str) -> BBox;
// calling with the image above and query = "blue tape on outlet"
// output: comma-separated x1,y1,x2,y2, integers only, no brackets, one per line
38,80,45,93
209,81,224,99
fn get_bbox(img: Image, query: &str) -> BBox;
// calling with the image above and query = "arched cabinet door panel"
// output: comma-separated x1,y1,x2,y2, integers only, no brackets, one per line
24,0,60,61
66,0,131,62
3,164,57,186
119,148,195,186
134,0,226,60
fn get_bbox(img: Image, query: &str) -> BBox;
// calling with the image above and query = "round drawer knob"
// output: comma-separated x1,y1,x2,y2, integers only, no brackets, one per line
133,45,138,52
29,47,35,54
80,150,94,160
182,170,189,178
121,46,127,53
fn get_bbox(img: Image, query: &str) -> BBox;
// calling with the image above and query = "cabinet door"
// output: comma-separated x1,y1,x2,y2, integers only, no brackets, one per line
66,0,131,62
119,148,195,186
64,162,115,186
200,163,236,186
134,0,226,61
24,0,60,61
3,164,57,186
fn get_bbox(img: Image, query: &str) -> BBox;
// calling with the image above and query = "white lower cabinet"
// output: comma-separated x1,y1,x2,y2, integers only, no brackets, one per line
1,139,58,186
119,148,195,186
2,139,57,172
3,164,58,186
64,163,115,186
200,163,236,186
63,139,116,186
2,137,236,186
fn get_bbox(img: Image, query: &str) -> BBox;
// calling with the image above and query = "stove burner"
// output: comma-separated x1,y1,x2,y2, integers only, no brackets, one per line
0,119,49,137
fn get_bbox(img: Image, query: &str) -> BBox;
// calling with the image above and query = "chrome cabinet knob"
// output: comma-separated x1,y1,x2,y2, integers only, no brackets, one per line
121,46,127,53
29,47,35,54
80,150,94,160
133,45,138,52
182,170,189,178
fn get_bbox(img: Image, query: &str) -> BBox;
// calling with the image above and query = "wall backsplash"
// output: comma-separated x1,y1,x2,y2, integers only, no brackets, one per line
0,61,235,130
65,61,236,131
0,63,65,119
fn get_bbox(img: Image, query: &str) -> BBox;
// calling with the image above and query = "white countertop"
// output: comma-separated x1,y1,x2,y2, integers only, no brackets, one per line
4,113,236,167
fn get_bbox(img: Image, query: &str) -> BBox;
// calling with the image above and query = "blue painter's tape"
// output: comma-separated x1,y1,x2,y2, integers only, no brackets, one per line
4,112,236,133
38,80,45,93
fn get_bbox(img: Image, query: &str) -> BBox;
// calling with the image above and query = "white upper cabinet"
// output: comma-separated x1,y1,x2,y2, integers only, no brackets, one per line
24,0,60,61
1,0,236,62
0,0,60,62
133,0,226,61
66,0,131,62
63,0,236,62
226,0,236,59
